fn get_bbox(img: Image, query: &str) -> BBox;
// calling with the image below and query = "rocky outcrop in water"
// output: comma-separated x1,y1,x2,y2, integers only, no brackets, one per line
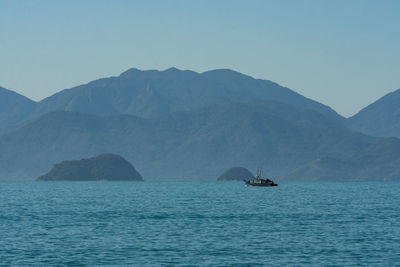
36,154,143,181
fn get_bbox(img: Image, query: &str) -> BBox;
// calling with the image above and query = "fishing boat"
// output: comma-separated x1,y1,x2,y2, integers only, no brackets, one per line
244,168,278,187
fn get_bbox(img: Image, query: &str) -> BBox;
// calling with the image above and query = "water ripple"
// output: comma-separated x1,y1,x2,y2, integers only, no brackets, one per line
0,181,399,266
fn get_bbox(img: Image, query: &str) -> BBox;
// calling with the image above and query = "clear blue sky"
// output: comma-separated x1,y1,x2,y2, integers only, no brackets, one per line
1,0,399,117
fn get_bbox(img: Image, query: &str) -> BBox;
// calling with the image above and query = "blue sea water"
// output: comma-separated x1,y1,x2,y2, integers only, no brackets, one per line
0,181,399,266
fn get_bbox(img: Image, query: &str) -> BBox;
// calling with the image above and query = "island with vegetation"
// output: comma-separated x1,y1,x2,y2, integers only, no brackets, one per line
217,167,254,181
36,154,143,181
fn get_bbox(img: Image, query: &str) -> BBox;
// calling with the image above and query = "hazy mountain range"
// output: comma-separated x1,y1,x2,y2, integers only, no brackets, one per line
346,88,400,138
0,68,343,135
1,68,399,181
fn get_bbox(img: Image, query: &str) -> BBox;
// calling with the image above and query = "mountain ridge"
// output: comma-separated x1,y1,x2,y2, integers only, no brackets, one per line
0,86,36,135
347,88,400,138
0,67,343,135
1,101,398,181
2,68,400,181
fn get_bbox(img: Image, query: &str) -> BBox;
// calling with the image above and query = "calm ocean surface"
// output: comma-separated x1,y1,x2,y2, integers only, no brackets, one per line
1,181,399,266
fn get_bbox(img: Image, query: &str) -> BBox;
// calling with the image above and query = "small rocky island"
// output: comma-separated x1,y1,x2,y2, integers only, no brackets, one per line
37,154,143,181
217,167,254,181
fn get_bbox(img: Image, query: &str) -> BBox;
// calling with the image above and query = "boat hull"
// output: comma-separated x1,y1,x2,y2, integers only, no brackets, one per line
244,181,278,187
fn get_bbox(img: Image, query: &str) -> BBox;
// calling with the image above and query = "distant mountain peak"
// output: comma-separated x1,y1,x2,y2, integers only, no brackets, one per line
119,67,143,77
0,86,34,101
0,67,345,135
164,67,181,72
119,67,198,78
0,86,36,106
347,87,400,137
0,86,37,135
201,68,244,76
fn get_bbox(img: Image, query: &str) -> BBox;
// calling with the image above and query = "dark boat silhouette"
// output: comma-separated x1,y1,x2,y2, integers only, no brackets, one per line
244,168,278,187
